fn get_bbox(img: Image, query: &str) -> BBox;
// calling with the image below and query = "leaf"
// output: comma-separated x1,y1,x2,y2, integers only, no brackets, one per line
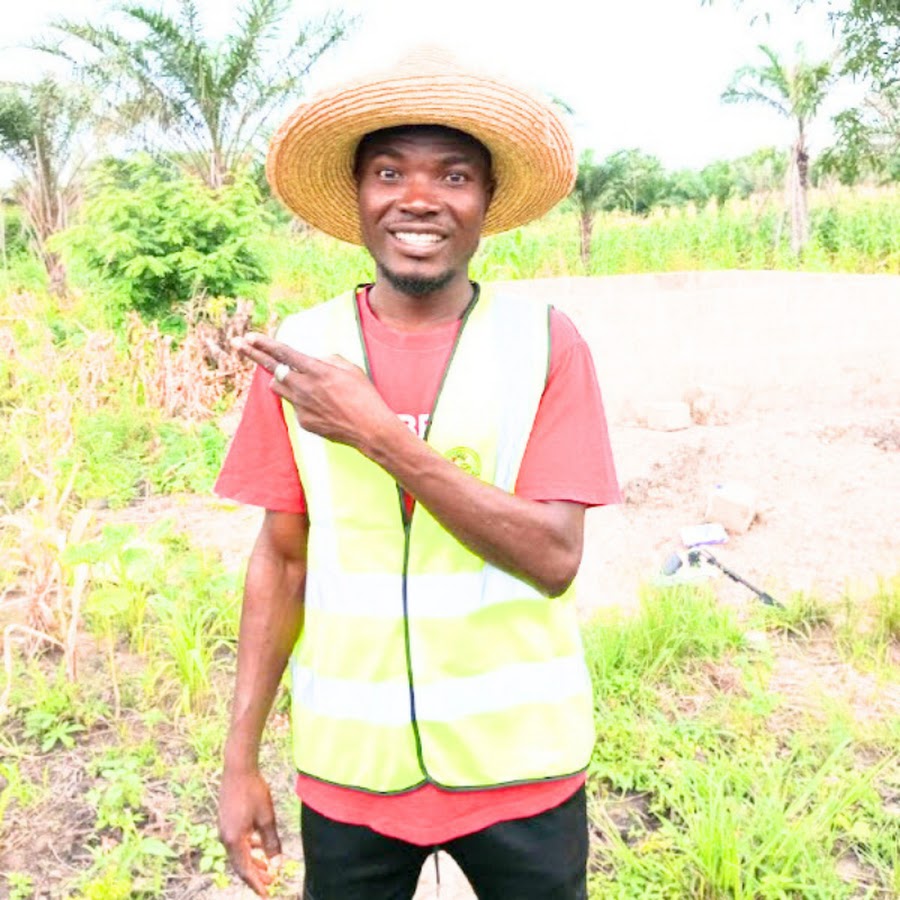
139,836,177,858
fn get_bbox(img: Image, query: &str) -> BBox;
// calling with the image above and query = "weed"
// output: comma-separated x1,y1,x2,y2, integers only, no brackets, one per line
18,671,88,752
835,578,900,671
172,813,228,876
4,872,34,900
871,575,900,644
87,750,149,832
0,758,47,829
583,584,743,695
761,589,833,638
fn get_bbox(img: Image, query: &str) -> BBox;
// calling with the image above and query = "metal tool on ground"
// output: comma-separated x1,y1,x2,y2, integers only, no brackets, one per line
686,547,782,608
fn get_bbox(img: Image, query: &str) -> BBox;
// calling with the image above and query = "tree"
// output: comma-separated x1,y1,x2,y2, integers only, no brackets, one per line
664,169,711,208
0,77,92,293
722,44,833,253
733,146,788,197
43,0,352,188
603,149,668,216
700,160,737,208
703,1,899,177
572,151,614,268
834,0,899,91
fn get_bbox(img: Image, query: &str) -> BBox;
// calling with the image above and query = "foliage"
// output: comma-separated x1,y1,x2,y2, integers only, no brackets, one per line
603,149,669,215
703,1,899,178
835,0,899,91
572,151,616,267
1,203,29,259
43,0,353,188
723,43,834,253
584,581,899,899
68,522,240,712
0,77,93,293
823,87,900,183
64,155,270,318
723,43,833,128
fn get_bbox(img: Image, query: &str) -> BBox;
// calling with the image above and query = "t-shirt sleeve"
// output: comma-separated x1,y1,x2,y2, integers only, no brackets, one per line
513,308,621,506
214,365,307,513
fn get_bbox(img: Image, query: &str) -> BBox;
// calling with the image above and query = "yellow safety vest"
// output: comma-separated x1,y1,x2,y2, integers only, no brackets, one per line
278,286,595,793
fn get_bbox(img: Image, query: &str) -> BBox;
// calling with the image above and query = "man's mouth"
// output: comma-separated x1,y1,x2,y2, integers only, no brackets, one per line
391,231,445,247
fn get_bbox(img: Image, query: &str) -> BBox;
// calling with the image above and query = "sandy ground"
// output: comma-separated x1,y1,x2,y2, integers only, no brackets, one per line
189,270,900,615
108,270,900,899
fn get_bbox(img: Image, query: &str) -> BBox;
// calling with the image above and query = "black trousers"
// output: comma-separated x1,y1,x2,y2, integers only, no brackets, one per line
300,784,588,900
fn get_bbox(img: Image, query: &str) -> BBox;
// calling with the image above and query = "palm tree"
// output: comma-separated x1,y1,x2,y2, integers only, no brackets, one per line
43,0,352,188
572,151,614,269
0,77,92,294
722,44,833,254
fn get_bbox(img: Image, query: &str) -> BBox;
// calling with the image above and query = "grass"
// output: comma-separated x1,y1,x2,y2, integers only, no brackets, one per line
584,585,899,900
1,575,896,896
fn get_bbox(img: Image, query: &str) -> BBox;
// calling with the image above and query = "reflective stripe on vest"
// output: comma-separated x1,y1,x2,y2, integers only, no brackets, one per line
277,287,595,793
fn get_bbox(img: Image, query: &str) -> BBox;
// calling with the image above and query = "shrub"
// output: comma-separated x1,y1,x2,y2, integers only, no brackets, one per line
62,156,270,319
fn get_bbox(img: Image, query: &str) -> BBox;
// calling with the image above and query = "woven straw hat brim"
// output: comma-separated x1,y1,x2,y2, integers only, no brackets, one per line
267,64,575,245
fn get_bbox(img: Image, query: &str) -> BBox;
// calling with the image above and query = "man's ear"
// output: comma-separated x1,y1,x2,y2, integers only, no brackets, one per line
485,178,496,211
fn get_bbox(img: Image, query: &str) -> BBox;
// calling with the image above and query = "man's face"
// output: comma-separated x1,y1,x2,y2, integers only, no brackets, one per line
354,126,494,296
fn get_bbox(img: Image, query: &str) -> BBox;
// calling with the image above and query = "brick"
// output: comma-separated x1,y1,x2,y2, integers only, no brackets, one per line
705,482,757,533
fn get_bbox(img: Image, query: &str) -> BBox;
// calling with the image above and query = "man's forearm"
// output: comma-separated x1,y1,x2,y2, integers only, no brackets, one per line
365,420,584,597
224,515,307,772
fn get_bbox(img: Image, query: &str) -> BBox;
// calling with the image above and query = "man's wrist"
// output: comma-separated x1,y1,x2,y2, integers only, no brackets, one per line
223,735,262,774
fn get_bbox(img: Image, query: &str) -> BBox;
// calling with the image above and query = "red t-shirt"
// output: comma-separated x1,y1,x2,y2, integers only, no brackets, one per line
215,287,620,845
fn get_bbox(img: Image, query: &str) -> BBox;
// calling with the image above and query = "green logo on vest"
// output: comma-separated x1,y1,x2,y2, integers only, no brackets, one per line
445,446,481,477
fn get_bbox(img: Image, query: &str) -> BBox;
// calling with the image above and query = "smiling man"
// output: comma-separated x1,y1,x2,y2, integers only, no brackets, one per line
215,49,620,900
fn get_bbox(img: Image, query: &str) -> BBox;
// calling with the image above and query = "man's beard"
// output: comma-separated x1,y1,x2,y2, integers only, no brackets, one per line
379,264,455,297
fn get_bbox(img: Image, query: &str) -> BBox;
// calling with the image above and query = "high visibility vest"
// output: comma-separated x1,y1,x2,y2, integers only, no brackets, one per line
278,286,595,793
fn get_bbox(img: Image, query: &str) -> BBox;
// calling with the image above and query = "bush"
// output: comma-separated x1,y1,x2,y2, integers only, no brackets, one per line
63,156,270,319
1,202,30,258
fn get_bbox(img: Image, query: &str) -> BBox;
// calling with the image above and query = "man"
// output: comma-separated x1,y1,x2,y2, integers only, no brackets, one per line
215,49,619,899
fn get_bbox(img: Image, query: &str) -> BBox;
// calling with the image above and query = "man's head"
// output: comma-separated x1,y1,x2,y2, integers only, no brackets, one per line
265,47,575,246
352,125,494,296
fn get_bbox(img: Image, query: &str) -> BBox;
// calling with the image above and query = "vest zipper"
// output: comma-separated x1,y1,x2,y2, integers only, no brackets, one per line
356,283,483,785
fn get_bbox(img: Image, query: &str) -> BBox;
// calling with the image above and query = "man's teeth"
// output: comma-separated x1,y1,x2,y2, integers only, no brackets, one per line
394,232,443,245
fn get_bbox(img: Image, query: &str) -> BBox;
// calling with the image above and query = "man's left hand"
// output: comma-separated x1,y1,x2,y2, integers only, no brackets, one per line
233,333,400,451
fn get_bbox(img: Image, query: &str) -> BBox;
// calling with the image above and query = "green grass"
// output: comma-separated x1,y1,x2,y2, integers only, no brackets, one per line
584,584,899,899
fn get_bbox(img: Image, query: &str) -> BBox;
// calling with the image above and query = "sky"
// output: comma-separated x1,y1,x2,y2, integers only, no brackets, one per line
0,0,863,188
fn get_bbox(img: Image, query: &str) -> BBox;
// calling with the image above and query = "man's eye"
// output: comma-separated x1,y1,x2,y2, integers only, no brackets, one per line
446,172,468,184
378,168,400,180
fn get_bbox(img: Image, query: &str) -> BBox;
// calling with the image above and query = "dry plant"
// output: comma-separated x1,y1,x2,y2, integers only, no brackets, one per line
125,299,255,420
1,483,93,717
0,332,93,714
77,330,117,410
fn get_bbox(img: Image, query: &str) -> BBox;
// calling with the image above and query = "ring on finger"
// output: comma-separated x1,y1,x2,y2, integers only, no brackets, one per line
273,363,291,383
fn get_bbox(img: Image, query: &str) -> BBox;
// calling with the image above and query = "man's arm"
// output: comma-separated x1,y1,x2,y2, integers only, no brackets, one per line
370,426,584,597
234,335,583,597
218,510,308,898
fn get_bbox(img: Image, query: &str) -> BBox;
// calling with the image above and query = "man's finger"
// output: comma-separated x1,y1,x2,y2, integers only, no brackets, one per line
231,337,277,373
258,817,283,860
231,843,270,897
324,353,363,373
240,333,319,374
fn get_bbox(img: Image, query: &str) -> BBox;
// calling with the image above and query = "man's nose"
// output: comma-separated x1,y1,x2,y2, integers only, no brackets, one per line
397,173,440,214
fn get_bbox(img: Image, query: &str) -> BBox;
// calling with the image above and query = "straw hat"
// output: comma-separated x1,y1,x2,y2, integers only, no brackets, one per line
266,47,575,245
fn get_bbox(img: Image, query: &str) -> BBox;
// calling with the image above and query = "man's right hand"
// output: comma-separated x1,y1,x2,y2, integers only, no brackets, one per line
218,767,284,897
